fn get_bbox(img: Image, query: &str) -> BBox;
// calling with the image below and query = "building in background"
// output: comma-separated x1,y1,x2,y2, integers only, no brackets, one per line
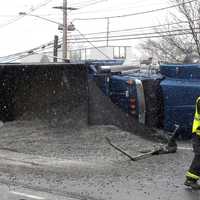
20,45,134,63
70,46,133,61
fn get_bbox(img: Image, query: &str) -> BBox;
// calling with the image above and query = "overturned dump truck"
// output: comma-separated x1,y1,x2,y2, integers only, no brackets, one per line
90,62,200,139
0,63,155,140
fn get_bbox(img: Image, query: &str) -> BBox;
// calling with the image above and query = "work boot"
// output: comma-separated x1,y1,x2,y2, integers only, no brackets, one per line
166,138,177,151
184,178,200,189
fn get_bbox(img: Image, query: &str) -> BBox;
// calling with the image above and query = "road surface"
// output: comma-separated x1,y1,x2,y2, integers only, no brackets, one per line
0,121,199,200
0,183,77,200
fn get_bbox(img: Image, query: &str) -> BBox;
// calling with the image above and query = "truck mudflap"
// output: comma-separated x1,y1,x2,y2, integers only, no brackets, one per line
0,63,88,128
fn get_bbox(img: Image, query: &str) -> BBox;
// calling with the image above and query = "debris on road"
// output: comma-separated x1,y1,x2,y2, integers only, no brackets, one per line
105,126,179,162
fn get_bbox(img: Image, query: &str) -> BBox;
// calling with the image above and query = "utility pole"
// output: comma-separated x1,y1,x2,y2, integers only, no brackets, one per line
53,35,59,62
53,1,77,62
63,0,68,62
106,17,110,47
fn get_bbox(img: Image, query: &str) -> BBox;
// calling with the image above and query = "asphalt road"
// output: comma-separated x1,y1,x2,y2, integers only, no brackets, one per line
0,121,200,200
0,176,199,200
0,183,77,200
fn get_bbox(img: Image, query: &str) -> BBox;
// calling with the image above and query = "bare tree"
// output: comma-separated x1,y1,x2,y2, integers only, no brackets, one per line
140,0,200,63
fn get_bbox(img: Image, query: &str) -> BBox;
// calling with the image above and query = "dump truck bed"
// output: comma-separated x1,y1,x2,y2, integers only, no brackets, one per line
0,63,88,128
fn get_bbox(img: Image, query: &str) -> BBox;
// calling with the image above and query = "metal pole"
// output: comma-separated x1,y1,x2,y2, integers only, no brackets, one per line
106,17,110,47
53,35,59,62
63,0,68,61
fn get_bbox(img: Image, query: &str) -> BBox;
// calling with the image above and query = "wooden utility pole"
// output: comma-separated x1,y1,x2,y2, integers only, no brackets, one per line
63,0,68,61
53,35,59,62
53,1,77,62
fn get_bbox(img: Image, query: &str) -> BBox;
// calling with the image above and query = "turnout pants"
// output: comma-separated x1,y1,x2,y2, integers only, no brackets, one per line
186,134,200,180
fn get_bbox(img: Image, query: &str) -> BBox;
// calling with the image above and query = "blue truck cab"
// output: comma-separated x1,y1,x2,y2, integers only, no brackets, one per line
109,73,163,128
160,64,200,137
91,61,200,138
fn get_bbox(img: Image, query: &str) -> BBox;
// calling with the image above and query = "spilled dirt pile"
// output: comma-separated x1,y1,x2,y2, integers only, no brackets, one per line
0,63,88,130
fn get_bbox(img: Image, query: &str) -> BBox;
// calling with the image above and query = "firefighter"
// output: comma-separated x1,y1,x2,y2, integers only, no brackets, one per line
184,97,200,189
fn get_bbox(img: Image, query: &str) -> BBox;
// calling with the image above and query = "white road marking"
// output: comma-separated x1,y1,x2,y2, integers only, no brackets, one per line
178,147,193,150
10,191,45,200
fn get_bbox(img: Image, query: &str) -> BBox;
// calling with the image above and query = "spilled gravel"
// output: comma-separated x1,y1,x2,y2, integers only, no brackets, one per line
0,120,154,161
0,120,194,200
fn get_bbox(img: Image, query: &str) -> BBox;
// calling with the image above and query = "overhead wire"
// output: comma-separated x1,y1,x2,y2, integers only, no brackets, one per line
75,28,111,59
70,0,106,9
2,25,198,62
1,0,199,61
2,30,198,62
2,33,65,62
0,39,56,62
70,19,200,37
71,1,169,15
73,0,197,20
0,39,55,59
69,30,199,43
69,28,198,41
0,0,54,29
4,53,35,63
76,0,108,9
2,22,199,61
44,45,131,53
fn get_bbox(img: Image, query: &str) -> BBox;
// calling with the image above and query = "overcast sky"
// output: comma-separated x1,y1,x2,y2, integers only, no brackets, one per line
0,0,174,58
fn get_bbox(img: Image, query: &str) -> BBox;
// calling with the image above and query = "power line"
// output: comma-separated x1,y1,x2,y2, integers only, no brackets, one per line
0,0,54,29
25,0,54,13
70,0,106,8
1,36,60,60
0,32,62,62
21,14,198,38
69,30,198,43
2,34,64,62
76,0,108,9
0,39,55,61
69,27,196,41
42,45,132,53
75,29,111,59
73,0,197,20
1,44,55,63
70,19,199,37
2,52,36,63
69,45,132,51
45,26,199,43
72,1,169,16
2,26,196,60
3,31,198,61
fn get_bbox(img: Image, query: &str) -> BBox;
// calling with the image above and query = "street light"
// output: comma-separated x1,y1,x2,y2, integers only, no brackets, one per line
19,12,62,26
19,11,76,62
19,12,76,30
